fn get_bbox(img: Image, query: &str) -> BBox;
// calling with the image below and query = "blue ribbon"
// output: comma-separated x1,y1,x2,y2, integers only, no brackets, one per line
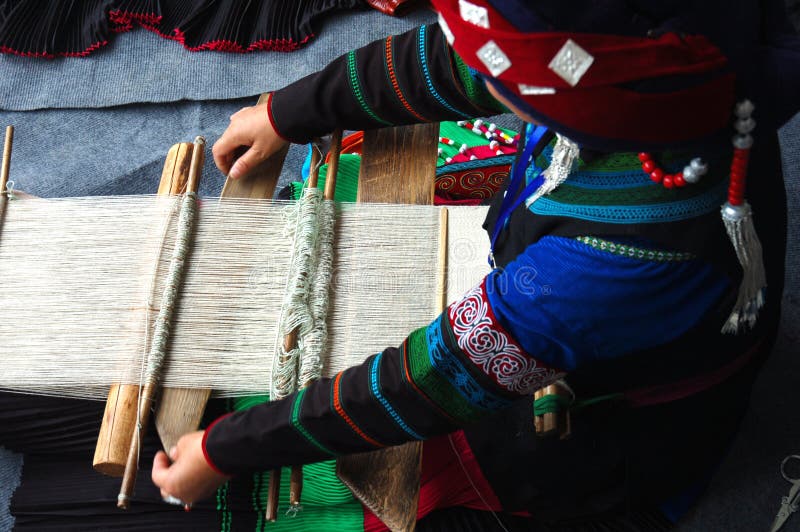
488,124,548,267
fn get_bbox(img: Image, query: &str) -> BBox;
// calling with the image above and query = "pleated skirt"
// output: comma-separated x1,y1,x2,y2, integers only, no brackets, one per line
0,0,365,57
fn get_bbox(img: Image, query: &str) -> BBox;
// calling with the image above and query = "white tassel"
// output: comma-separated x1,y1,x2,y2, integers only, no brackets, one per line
721,201,766,334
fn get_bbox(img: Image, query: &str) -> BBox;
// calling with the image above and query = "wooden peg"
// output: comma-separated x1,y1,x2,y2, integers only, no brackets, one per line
1,125,13,194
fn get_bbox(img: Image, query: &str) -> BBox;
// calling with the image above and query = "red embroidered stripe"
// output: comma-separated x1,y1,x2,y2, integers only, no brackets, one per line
202,413,235,476
332,372,385,448
448,279,561,394
385,36,429,122
266,92,292,142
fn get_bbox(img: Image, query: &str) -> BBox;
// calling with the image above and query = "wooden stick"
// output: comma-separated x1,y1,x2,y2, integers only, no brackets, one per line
117,137,205,510
266,141,325,520
323,129,343,201
1,125,13,193
287,130,343,510
437,207,449,313
541,384,559,435
533,388,544,434
94,142,196,478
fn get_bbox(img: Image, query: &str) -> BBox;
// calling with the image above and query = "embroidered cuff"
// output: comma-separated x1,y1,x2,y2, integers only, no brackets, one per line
266,92,292,143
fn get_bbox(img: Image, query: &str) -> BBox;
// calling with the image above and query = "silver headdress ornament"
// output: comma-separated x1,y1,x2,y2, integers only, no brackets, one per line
524,134,580,208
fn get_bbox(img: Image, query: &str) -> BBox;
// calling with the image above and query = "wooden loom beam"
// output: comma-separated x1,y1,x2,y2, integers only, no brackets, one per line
336,122,440,532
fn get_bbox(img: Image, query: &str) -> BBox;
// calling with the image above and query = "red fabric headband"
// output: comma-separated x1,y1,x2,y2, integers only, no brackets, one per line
431,0,736,148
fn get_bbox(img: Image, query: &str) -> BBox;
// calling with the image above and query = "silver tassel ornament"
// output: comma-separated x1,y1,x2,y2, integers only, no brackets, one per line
721,201,766,333
720,99,767,334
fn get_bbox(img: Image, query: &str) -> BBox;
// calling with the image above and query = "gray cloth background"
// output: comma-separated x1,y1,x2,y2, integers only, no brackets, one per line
1,100,256,198
0,449,21,532
0,9,435,111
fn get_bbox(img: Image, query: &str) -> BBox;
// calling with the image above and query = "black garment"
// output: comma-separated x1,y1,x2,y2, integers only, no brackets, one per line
269,23,505,143
467,129,787,518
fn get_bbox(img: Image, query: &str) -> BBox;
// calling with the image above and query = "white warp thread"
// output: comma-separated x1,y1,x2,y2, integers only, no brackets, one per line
299,198,335,388
145,192,197,385
271,187,321,400
0,197,489,399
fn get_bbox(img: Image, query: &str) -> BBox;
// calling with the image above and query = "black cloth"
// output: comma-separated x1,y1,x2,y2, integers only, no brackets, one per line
0,393,222,531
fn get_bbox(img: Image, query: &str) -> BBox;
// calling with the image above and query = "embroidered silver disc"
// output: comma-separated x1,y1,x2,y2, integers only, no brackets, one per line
477,40,511,77
548,39,594,87
458,0,490,28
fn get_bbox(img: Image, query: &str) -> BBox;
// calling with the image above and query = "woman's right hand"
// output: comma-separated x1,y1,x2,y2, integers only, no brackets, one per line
212,99,289,180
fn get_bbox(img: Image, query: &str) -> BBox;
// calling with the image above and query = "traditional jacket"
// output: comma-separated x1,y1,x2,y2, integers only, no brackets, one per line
203,23,788,522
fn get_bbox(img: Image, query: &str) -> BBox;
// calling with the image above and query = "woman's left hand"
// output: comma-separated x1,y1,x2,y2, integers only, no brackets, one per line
151,430,230,505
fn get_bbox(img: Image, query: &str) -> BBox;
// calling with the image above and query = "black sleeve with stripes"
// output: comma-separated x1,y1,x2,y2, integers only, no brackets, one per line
268,23,506,143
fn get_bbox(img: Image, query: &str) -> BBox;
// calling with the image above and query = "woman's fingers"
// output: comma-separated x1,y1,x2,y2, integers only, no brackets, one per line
212,127,244,177
151,450,174,497
151,431,230,505
212,101,287,180
228,146,265,180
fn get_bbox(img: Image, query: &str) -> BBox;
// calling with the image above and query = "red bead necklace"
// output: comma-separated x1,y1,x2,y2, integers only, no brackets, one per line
637,152,709,189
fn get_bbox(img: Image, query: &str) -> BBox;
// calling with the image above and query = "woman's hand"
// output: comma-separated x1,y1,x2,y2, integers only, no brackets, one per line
151,430,230,505
212,100,288,180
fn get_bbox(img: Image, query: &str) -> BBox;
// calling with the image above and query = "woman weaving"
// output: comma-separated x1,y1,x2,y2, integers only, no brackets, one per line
5,0,799,530
149,0,798,528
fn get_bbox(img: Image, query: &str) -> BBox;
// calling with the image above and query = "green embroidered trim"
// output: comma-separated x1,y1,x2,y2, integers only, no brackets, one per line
452,53,508,113
347,50,391,126
575,236,695,262
532,144,724,179
546,168,724,206
217,478,231,532
291,389,336,456
534,148,691,174
407,327,485,423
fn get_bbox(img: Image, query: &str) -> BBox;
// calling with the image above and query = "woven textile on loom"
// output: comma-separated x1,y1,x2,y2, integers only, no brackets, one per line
0,0,368,57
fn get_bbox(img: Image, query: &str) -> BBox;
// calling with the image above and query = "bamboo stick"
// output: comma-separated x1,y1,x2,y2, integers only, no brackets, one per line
1,125,13,194
117,137,205,509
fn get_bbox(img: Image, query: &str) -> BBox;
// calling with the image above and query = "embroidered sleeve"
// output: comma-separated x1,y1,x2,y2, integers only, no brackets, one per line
203,273,564,475
203,236,728,475
269,23,507,143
